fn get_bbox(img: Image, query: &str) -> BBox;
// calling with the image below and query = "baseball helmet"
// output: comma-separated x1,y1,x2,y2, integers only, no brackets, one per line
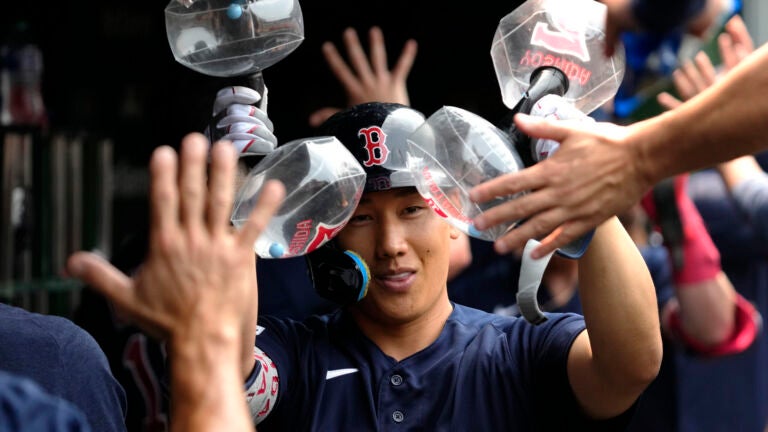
319,102,426,193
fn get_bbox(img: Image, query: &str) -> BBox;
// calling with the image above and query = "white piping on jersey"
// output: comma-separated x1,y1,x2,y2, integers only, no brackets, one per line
326,368,359,380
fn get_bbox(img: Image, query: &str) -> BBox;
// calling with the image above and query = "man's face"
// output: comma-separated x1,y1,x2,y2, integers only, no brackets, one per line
335,187,457,325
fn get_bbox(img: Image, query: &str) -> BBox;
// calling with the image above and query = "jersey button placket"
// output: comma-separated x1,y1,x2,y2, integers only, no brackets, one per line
392,410,405,423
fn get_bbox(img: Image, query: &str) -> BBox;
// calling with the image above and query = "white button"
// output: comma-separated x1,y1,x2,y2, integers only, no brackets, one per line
390,374,403,386
392,410,404,423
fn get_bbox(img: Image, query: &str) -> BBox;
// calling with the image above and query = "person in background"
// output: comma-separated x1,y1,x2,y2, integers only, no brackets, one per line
0,370,92,431
654,15,768,431
0,301,127,431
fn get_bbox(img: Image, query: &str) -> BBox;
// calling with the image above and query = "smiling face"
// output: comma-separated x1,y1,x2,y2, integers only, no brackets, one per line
335,187,458,326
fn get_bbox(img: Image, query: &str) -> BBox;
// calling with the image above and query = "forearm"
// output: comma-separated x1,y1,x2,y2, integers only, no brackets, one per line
578,218,662,387
635,44,768,184
670,272,736,344
169,332,255,432
717,155,764,189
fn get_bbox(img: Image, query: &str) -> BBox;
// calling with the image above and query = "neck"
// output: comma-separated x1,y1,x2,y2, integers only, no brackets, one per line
350,294,453,362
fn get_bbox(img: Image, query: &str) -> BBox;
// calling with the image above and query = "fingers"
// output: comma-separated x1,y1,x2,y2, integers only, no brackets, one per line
207,141,238,235
469,156,551,205
512,113,571,143
67,251,134,312
472,176,555,230
717,16,754,77
693,51,717,87
149,145,179,236
178,133,209,230
673,51,715,101
657,92,683,110
392,39,418,83
322,40,360,94
343,27,374,83
238,180,286,249
212,86,262,117
216,104,274,132
368,26,389,76
533,220,590,258
725,14,754,53
718,33,739,71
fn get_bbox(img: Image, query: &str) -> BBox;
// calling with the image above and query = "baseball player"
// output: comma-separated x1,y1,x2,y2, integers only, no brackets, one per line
243,101,662,430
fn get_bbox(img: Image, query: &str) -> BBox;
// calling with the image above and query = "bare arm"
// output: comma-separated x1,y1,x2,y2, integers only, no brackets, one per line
566,217,662,419
67,134,285,432
470,37,768,259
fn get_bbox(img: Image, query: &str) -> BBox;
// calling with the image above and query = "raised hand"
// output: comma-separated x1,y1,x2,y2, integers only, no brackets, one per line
309,26,418,127
470,114,648,258
66,133,284,374
658,15,754,109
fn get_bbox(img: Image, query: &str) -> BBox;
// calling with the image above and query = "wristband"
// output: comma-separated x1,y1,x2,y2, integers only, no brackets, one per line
245,346,279,424
666,293,761,357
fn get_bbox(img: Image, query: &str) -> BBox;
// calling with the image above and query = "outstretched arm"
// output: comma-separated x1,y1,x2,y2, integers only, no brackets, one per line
67,134,285,432
471,36,768,258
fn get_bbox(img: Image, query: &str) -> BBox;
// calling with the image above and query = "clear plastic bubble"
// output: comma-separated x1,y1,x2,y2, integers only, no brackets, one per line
231,136,366,258
165,0,304,77
491,0,625,114
405,106,526,241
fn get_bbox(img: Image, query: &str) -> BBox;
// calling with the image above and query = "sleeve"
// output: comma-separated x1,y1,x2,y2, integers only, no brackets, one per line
248,316,307,425
54,319,127,432
0,371,92,432
730,173,768,242
528,313,636,431
631,0,707,34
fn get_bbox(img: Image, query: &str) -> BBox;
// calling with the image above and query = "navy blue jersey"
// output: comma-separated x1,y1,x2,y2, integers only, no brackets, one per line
255,304,633,431
0,303,126,432
0,370,91,432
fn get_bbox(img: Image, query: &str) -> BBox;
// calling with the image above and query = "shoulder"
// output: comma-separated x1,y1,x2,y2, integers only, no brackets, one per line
0,371,92,432
0,303,103,355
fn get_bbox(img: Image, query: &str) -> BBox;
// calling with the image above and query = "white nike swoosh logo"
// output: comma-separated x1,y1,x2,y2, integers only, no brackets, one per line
326,368,359,380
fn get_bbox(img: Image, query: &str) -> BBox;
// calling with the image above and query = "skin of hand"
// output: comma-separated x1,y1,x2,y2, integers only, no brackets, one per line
308,26,418,127
469,116,651,258
66,133,285,432
657,15,760,188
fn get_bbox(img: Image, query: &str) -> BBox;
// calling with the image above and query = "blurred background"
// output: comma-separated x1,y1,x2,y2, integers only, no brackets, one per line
0,0,767,316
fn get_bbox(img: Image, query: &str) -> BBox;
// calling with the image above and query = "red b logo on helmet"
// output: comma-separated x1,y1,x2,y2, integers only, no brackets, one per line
358,126,389,167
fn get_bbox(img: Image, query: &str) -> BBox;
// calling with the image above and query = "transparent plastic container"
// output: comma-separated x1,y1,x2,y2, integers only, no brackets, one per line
491,0,625,114
231,136,366,258
165,0,304,77
406,106,526,241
